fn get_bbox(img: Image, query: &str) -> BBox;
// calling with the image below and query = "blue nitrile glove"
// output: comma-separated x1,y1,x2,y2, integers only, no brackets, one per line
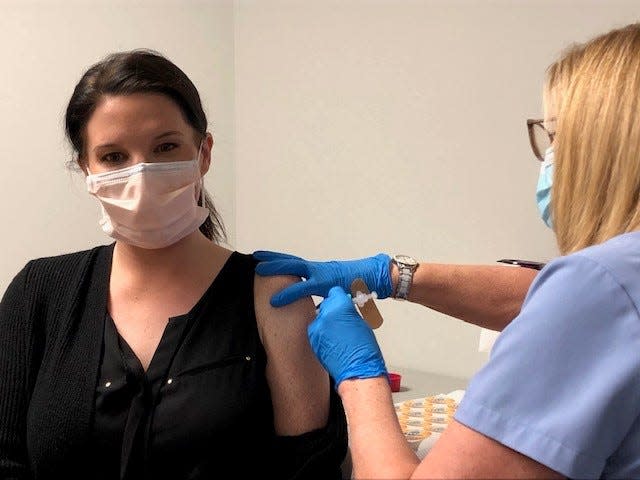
308,286,388,388
253,250,392,307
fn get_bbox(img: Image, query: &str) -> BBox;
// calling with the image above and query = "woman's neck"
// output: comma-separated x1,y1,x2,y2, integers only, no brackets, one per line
111,231,226,286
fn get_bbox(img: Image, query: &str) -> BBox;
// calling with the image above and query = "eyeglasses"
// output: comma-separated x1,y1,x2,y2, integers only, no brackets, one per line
527,118,556,161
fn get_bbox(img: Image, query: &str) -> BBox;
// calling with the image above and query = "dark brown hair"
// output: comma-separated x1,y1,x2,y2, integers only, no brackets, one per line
65,49,225,243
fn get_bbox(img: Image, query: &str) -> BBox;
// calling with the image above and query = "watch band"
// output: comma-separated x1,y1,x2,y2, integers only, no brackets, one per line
392,255,419,300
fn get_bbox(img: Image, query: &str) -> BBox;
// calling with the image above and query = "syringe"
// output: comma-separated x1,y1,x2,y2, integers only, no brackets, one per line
352,290,378,307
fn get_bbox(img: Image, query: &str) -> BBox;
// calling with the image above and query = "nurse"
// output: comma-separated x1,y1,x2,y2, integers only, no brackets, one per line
256,22,640,479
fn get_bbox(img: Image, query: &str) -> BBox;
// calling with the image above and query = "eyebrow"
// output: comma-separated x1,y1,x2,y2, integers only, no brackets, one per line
155,131,184,140
93,131,184,152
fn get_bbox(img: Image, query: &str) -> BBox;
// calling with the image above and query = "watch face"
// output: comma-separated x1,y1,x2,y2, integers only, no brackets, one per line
394,254,418,266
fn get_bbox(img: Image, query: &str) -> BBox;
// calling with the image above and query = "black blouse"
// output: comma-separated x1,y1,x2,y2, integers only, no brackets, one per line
88,252,347,480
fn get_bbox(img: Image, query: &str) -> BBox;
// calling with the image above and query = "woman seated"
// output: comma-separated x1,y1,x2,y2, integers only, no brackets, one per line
0,49,347,480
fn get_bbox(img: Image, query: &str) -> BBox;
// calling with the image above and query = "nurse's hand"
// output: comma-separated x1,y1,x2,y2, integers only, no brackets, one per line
253,250,392,307
308,286,388,388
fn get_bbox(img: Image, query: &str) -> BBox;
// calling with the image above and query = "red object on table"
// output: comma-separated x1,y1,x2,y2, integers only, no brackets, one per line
388,372,402,392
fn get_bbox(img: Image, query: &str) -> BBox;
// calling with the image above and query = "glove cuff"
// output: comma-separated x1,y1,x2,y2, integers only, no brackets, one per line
371,253,393,299
334,363,388,389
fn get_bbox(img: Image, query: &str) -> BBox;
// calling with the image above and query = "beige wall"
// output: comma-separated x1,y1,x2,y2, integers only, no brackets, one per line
0,0,236,292
233,0,640,379
3,1,640,381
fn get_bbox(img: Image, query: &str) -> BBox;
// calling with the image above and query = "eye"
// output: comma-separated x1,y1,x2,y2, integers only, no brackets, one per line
156,142,179,153
101,152,126,164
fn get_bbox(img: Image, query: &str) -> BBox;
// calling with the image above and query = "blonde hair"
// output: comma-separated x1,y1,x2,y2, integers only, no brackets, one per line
544,43,584,123
552,23,640,254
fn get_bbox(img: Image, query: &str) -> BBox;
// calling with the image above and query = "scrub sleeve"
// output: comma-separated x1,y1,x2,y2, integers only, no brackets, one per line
455,251,640,478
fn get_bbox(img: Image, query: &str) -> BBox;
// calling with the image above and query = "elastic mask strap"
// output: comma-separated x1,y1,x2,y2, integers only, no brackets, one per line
85,165,95,191
197,139,205,207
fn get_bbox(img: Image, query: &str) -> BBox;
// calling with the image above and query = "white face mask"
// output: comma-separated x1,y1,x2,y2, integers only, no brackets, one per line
86,156,209,249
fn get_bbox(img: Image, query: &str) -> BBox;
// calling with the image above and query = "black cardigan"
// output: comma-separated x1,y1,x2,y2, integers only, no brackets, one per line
1,245,113,479
0,245,348,479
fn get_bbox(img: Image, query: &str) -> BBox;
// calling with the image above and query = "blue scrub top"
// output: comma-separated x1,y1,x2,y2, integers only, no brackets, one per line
454,231,640,479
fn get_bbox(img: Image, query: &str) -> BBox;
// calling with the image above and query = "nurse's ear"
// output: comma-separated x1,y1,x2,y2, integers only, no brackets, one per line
199,132,214,176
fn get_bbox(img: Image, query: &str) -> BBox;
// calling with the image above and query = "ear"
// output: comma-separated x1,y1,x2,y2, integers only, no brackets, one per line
199,132,214,176
78,156,90,176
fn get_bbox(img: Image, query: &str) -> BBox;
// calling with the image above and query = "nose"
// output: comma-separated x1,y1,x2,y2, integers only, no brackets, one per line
133,152,154,164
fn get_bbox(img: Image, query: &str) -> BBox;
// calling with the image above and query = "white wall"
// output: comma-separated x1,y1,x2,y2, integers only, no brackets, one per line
3,0,640,382
0,0,236,293
233,0,640,379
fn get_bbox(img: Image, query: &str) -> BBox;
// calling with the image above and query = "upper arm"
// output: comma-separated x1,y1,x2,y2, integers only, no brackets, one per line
414,420,564,479
254,274,330,436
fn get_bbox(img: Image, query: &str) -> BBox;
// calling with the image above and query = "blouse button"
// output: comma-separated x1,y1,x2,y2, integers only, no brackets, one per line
167,378,173,385
105,381,112,388
245,356,251,361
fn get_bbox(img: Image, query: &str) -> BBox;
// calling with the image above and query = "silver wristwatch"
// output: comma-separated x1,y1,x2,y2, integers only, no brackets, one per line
392,254,419,300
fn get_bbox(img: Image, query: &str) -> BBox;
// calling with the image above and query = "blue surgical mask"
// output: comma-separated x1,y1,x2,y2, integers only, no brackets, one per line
536,147,554,228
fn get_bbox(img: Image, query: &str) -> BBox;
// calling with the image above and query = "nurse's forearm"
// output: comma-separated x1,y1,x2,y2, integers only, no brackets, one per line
338,377,420,479
392,263,537,331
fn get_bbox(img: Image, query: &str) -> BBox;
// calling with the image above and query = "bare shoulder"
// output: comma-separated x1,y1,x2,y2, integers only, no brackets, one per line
252,273,317,369
253,274,316,334
253,273,330,435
